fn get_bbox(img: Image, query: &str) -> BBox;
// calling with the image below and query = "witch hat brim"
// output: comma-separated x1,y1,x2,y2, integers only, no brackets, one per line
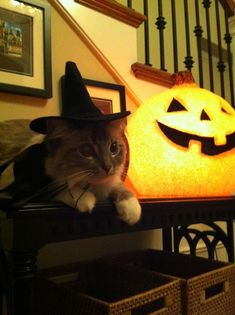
30,61,130,134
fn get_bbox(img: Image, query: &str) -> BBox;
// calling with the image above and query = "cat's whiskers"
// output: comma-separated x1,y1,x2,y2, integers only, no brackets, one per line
67,169,94,180
65,169,95,188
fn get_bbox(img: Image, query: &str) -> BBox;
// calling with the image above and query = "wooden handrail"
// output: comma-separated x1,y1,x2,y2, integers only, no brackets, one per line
75,0,234,20
219,0,235,17
131,62,173,88
75,0,147,27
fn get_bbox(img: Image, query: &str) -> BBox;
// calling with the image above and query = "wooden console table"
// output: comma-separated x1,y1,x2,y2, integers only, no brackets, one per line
0,197,235,315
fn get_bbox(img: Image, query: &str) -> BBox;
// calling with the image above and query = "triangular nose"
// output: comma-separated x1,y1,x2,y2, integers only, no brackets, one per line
101,163,113,175
200,109,210,120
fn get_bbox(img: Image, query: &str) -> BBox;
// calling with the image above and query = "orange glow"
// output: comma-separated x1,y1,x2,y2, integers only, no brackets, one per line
126,80,235,198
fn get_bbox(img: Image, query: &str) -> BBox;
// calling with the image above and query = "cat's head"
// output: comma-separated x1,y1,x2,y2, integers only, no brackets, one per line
44,118,128,185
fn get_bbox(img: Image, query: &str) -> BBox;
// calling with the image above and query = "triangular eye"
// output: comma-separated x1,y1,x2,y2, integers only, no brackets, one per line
221,107,230,115
167,98,187,112
200,109,210,120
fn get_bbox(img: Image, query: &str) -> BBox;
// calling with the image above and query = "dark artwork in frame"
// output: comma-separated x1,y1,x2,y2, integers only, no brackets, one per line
90,97,113,114
0,7,33,76
0,0,52,98
83,79,127,114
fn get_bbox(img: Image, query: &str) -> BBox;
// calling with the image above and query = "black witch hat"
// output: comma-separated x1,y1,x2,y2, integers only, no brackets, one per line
30,61,130,134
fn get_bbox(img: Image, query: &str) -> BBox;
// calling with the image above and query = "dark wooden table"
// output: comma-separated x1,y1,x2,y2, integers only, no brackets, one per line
0,197,235,315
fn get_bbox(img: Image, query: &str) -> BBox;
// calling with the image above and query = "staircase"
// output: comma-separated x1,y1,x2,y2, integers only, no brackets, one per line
50,0,235,108
48,0,174,108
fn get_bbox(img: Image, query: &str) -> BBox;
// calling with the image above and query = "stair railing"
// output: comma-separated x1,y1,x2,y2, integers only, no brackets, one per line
125,0,234,107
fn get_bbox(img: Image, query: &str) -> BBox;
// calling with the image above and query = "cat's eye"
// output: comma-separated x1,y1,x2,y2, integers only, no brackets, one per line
110,141,119,155
78,144,94,157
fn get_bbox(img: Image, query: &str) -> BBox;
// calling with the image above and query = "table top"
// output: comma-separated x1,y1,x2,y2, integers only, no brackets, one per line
1,196,235,221
1,197,235,251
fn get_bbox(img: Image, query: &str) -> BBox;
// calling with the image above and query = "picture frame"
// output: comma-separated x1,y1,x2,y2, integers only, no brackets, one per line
0,0,52,98
61,75,127,113
84,79,127,114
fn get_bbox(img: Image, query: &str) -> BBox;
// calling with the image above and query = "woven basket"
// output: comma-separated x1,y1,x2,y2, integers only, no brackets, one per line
35,260,181,315
108,249,235,315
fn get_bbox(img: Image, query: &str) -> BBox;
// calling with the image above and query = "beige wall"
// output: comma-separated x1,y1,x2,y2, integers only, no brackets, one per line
0,2,134,122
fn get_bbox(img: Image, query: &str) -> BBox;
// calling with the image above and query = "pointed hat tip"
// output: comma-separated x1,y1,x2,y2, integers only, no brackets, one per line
65,61,83,80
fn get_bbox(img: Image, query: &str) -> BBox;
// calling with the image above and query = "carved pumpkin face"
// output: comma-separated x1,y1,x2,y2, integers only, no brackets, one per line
126,72,235,198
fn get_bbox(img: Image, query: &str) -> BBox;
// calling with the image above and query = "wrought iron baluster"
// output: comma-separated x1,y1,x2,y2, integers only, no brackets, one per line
183,0,194,70
194,0,204,87
224,6,234,107
144,0,151,66
127,0,132,8
155,0,167,71
202,0,214,91
171,0,178,72
215,0,225,98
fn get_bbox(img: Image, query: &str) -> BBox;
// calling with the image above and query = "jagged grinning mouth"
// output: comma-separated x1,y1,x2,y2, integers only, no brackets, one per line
157,121,235,156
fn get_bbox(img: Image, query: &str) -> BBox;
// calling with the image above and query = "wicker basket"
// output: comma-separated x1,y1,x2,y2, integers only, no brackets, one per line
108,249,235,315
35,260,181,315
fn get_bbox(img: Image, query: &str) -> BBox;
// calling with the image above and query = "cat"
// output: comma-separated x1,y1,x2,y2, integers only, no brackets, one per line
44,118,141,225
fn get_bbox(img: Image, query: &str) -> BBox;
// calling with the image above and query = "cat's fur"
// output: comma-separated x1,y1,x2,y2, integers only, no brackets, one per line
44,118,141,225
0,119,44,167
0,119,44,190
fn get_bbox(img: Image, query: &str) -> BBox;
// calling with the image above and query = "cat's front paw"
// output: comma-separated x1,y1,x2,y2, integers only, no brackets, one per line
76,191,96,213
115,197,141,225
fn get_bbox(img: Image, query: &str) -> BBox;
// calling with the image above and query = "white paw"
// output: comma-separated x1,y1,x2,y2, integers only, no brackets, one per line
115,197,141,225
76,191,96,213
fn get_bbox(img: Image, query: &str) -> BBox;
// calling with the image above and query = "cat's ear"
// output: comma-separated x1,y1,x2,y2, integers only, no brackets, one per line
108,118,127,135
46,119,71,139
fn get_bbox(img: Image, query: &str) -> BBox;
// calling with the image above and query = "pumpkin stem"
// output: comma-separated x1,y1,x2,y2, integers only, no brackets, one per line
171,71,195,85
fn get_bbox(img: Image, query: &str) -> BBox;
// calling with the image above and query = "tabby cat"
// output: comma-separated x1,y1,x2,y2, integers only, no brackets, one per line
44,118,141,225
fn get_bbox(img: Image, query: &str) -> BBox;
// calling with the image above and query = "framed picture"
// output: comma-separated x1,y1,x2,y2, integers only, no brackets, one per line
60,75,127,113
84,79,127,114
0,0,52,98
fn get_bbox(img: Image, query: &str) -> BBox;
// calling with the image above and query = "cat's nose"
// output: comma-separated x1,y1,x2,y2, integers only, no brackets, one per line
101,163,113,175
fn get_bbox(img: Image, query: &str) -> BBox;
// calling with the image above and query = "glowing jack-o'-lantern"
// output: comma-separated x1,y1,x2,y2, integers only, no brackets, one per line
126,71,235,198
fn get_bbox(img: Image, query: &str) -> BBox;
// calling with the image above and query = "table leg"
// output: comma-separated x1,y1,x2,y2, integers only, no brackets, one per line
226,220,234,262
162,227,173,251
6,251,38,315
0,250,8,315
